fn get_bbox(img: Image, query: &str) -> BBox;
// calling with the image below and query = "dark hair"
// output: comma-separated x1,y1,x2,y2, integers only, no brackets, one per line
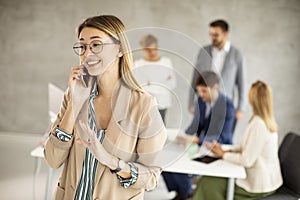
196,71,220,88
210,19,229,32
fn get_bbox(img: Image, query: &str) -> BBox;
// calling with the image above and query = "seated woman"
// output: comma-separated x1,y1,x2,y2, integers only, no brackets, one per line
193,80,283,200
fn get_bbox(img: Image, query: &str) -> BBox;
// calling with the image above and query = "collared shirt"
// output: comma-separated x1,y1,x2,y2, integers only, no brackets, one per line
74,80,106,199
212,41,231,74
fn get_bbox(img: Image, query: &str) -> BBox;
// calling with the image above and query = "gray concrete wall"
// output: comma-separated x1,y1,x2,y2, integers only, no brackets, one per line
0,0,299,143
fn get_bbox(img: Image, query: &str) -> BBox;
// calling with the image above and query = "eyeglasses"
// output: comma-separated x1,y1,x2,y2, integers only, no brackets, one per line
73,40,118,56
209,33,220,38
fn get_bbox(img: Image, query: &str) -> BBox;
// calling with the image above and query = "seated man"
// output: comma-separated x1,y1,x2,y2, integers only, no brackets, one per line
162,71,235,200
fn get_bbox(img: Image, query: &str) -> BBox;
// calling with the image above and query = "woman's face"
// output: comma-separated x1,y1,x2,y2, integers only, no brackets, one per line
78,27,121,76
143,43,158,59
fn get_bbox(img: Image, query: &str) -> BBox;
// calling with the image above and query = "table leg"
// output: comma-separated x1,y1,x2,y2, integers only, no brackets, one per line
226,177,235,200
33,157,42,200
45,168,54,200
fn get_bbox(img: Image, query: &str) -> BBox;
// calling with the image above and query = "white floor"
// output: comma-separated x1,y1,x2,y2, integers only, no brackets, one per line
0,132,176,200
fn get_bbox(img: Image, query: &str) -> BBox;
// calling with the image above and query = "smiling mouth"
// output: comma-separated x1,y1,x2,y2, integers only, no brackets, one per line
86,60,101,67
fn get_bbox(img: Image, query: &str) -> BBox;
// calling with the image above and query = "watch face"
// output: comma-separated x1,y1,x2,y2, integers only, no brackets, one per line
119,159,126,169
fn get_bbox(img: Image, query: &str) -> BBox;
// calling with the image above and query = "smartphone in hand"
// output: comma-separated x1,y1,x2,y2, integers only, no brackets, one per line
80,66,90,88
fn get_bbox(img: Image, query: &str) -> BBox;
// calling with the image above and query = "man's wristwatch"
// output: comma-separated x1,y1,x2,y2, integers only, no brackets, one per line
110,159,126,174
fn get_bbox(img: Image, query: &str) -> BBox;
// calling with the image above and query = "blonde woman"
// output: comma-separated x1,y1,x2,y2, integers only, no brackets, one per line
193,80,283,200
44,15,167,200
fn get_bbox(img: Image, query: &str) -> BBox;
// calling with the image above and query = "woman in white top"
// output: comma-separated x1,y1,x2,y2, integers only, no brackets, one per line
134,34,176,124
193,80,283,200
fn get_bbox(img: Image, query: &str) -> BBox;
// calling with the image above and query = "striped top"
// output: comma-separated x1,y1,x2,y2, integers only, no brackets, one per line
73,79,138,199
74,79,105,200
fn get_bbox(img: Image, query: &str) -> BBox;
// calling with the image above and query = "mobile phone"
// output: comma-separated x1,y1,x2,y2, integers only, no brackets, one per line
192,156,219,164
80,66,90,88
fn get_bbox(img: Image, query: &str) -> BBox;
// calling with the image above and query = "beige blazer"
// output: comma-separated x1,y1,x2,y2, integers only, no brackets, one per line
44,81,167,200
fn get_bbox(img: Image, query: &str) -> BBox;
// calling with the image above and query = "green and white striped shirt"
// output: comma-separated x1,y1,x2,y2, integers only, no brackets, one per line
73,80,138,199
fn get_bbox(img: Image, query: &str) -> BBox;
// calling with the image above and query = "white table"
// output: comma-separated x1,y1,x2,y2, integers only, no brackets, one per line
162,129,246,200
30,145,54,200
30,129,246,200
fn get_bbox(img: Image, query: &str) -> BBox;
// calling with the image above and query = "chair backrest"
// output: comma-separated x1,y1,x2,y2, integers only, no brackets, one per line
48,83,64,123
279,132,300,195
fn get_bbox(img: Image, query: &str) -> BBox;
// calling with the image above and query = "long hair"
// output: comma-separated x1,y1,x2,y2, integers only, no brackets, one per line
249,80,278,132
77,15,143,92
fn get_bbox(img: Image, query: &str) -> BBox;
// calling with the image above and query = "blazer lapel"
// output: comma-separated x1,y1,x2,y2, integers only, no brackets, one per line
74,99,89,184
221,47,232,76
207,45,213,70
94,80,133,187
207,45,213,57
111,81,132,124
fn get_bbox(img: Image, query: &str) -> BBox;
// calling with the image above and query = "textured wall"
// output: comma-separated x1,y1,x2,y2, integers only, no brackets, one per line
0,0,299,143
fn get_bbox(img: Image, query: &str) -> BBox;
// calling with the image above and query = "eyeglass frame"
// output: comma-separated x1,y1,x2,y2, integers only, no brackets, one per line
72,39,120,56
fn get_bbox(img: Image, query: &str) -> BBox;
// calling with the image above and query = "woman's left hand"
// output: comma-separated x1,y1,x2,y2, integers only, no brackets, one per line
76,120,118,169
204,140,225,158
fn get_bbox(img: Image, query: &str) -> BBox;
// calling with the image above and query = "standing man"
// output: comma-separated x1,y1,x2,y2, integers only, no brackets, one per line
189,19,246,128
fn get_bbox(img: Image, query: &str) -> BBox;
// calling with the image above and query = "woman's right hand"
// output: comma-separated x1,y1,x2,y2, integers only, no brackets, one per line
68,65,93,113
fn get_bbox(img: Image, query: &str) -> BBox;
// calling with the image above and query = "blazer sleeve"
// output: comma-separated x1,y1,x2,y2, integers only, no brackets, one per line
218,101,235,144
188,49,204,106
235,50,246,111
44,87,75,169
223,119,267,167
130,96,167,191
185,99,201,135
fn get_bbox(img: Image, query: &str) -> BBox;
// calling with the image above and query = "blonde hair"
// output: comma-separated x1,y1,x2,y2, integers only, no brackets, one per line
77,15,143,93
249,80,278,132
140,34,158,48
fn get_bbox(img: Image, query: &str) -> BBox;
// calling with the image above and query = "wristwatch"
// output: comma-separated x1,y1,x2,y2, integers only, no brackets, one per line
111,159,126,174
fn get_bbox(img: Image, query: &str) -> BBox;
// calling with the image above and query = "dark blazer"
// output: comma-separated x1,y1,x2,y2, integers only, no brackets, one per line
185,93,235,144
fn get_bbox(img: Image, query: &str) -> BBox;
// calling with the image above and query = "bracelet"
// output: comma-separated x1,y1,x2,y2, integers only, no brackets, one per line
116,162,138,188
55,127,73,142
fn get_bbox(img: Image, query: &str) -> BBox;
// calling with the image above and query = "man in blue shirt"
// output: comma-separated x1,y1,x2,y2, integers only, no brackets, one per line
162,71,235,200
